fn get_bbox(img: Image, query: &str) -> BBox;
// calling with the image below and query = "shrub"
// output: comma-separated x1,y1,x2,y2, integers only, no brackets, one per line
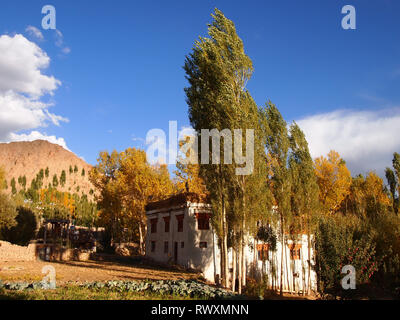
315,212,400,297
315,214,378,296
1,207,37,245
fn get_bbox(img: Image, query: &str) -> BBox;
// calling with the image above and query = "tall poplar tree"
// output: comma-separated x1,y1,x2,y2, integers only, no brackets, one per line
385,152,400,214
289,122,320,294
262,102,292,295
184,8,254,288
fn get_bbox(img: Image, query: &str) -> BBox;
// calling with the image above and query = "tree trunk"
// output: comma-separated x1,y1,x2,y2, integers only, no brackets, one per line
284,238,291,292
238,232,243,294
220,208,226,287
232,245,237,292
241,187,246,289
253,237,257,279
222,204,229,288
138,221,144,255
218,165,229,289
307,227,312,295
241,229,246,288
280,213,284,296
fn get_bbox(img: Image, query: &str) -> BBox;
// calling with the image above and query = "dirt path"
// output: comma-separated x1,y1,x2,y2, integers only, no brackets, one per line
0,259,200,284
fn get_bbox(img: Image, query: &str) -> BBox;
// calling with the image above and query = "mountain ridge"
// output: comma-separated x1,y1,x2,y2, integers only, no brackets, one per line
0,140,94,197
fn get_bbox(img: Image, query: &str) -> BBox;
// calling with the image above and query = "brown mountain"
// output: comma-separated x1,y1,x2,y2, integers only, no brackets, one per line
0,140,95,198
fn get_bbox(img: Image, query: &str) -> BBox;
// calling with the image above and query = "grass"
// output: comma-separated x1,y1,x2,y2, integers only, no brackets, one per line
0,285,204,300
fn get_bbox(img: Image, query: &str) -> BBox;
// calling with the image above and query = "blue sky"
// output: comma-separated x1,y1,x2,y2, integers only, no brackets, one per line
0,0,399,176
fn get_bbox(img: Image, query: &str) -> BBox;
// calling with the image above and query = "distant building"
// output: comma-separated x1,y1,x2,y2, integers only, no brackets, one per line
145,192,317,294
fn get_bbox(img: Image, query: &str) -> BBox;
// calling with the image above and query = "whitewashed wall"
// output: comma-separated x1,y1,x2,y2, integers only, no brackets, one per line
145,203,217,282
146,203,317,293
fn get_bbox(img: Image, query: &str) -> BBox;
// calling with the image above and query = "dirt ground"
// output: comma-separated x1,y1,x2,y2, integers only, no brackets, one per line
0,258,200,284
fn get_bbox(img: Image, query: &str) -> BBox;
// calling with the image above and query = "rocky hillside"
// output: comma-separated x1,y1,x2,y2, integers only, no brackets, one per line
0,140,95,197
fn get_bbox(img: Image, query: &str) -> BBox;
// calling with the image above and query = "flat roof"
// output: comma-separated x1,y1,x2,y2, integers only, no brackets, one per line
145,192,210,212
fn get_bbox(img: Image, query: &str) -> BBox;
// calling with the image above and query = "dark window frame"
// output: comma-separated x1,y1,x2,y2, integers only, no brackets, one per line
199,241,207,249
150,218,158,233
196,212,210,230
289,244,301,260
163,216,170,233
176,214,184,232
257,244,269,261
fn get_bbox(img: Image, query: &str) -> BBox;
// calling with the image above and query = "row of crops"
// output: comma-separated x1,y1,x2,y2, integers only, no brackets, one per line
0,279,240,299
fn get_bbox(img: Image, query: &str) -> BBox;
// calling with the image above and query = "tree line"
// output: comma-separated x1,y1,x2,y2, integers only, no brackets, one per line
183,8,400,296
88,147,205,253
0,165,99,245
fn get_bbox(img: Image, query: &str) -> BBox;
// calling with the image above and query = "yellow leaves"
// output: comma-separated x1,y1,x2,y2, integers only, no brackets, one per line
91,147,176,230
314,150,352,214
347,171,391,217
174,162,207,195
364,171,391,207
174,137,207,195
39,188,76,215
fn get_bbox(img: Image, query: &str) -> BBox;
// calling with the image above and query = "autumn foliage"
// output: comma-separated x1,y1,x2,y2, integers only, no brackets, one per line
314,150,352,215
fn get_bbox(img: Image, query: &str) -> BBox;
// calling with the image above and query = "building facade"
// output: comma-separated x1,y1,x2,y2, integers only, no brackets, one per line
145,193,317,294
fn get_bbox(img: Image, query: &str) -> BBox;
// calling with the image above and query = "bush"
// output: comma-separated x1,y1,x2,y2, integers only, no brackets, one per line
369,213,400,288
315,215,378,296
315,212,400,298
1,207,37,246
0,193,17,231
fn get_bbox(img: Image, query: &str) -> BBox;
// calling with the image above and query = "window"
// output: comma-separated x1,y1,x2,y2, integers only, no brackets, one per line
176,214,184,232
257,244,269,261
163,216,170,233
151,241,156,253
289,244,301,260
196,212,210,230
181,242,184,248
257,243,269,261
150,218,157,233
199,242,207,249
164,241,169,254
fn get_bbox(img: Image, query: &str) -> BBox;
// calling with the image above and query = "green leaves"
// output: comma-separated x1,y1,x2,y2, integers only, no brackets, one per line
0,192,17,230
79,280,237,299
0,280,54,291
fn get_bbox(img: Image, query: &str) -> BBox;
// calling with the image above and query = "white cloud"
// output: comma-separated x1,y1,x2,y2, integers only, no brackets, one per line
8,131,69,150
55,29,63,47
54,29,70,55
0,33,68,147
296,108,400,176
25,26,44,41
61,47,71,54
0,34,60,97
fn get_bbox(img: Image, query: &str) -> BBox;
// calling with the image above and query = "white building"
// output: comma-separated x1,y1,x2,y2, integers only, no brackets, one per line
145,192,317,294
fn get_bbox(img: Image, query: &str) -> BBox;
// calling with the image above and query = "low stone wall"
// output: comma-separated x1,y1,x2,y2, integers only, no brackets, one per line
47,247,91,262
0,241,36,262
35,245,93,262
0,241,93,262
